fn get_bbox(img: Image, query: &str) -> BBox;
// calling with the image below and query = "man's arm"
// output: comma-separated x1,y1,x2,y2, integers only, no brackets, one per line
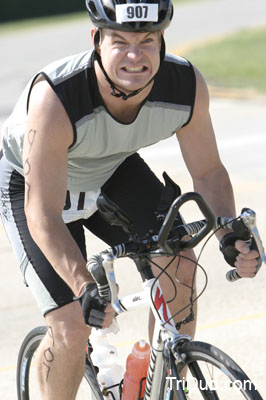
176,66,258,277
23,80,92,296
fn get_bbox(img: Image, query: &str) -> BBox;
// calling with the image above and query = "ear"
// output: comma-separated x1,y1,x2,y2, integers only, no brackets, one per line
90,27,98,47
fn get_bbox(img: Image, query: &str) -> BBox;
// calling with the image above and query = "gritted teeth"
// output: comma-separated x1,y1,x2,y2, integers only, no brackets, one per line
122,66,147,72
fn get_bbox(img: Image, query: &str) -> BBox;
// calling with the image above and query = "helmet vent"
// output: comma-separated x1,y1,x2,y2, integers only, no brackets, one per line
88,1,99,18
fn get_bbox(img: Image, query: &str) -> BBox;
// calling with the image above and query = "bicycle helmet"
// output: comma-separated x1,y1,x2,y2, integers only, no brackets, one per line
86,0,173,32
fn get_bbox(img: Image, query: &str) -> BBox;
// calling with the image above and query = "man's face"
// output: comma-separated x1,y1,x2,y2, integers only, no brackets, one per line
96,29,161,93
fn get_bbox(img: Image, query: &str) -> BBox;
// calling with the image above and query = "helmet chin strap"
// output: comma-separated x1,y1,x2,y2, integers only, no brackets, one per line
93,31,166,101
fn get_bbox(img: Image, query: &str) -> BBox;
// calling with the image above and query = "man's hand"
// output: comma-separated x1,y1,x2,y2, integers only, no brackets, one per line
220,233,260,278
75,283,115,328
234,240,259,278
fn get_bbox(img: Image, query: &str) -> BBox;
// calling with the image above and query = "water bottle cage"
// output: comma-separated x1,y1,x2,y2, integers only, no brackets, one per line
101,377,147,400
101,380,124,399
137,377,147,400
102,376,145,400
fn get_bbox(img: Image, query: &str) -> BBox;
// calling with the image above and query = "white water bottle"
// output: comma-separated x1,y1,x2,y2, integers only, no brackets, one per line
90,328,124,400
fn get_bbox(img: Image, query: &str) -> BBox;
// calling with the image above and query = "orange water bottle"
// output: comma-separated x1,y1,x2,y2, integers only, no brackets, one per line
122,340,151,400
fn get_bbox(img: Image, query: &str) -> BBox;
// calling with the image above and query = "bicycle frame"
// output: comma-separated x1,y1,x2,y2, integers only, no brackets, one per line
101,250,190,400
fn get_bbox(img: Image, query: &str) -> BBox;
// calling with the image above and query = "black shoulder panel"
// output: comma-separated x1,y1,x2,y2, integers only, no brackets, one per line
150,55,196,123
54,64,101,126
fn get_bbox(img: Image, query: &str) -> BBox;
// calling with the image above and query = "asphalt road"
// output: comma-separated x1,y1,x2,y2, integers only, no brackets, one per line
1,0,266,398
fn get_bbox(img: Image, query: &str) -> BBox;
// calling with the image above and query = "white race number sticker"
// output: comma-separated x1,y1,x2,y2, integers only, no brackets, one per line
116,3,158,23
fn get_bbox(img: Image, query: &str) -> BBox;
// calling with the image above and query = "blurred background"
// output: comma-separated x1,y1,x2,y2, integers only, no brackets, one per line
1,0,266,124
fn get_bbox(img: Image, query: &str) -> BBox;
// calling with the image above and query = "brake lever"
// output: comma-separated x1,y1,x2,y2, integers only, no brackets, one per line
240,209,266,264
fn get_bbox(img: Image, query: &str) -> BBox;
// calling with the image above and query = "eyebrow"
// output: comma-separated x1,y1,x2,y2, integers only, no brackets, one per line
109,32,153,40
110,32,125,40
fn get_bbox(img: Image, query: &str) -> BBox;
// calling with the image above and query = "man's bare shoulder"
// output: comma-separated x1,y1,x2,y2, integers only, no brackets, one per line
29,79,62,114
192,65,210,110
28,78,73,148
178,64,210,134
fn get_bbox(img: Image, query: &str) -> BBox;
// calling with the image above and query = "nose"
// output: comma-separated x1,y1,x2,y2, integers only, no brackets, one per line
127,44,142,61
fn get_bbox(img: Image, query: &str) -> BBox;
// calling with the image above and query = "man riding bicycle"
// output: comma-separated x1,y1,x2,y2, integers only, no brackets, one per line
0,0,260,398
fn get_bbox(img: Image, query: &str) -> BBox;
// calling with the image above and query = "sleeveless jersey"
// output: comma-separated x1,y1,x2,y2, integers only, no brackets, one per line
1,50,195,221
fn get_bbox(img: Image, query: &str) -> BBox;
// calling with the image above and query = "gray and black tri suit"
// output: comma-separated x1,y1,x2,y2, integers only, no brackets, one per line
0,50,195,315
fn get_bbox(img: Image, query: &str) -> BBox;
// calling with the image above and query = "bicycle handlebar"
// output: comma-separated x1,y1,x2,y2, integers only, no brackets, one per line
88,192,266,305
158,192,215,253
88,192,216,312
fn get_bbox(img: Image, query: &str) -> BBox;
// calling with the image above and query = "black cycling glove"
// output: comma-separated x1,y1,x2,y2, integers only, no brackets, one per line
75,283,107,328
219,232,259,267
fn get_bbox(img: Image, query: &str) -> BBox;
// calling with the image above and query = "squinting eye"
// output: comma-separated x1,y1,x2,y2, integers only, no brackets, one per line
114,41,126,45
143,38,154,44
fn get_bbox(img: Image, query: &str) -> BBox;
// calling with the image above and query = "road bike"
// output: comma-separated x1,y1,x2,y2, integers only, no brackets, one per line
16,187,266,399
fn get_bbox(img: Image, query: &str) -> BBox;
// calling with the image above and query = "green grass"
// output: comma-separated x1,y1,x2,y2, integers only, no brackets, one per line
183,26,266,93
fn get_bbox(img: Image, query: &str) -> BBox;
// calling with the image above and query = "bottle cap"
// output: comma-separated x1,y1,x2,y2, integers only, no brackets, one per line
132,340,151,358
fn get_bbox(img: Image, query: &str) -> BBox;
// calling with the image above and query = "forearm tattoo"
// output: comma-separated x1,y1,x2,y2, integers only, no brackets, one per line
24,129,36,204
43,326,55,382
